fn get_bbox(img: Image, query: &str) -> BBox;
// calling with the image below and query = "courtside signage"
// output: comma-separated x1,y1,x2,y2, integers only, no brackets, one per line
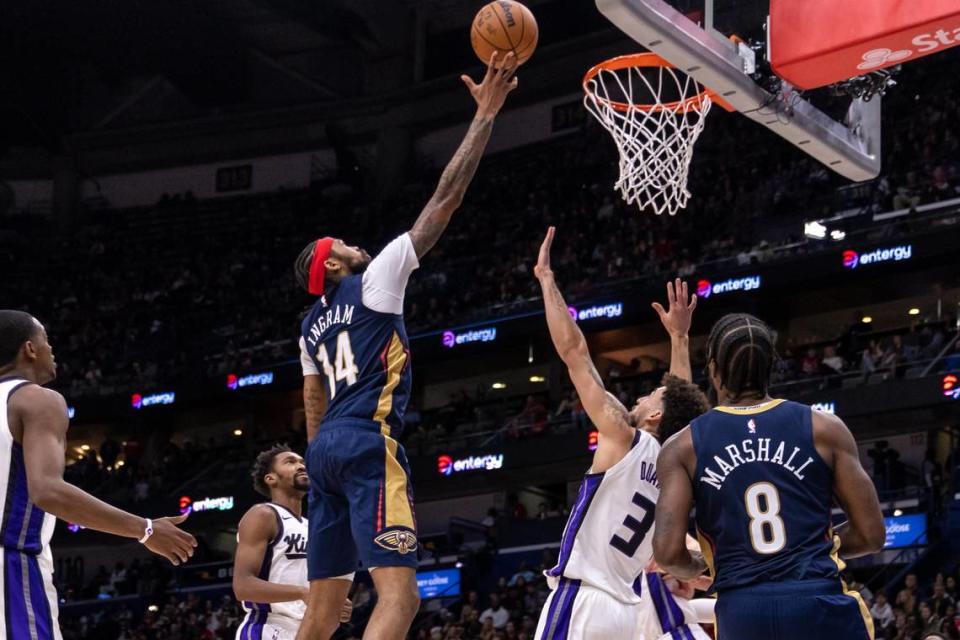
67,406,76,419
179,495,235,515
842,244,912,269
417,568,461,599
437,453,504,476
696,275,761,299
442,327,497,348
227,371,275,390
884,514,927,548
568,302,624,322
131,391,176,409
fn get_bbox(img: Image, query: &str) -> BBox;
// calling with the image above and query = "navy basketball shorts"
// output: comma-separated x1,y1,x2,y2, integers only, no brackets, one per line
715,579,874,640
306,420,418,580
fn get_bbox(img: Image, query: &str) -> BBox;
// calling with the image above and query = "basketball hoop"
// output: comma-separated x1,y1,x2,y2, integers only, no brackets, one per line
583,53,716,216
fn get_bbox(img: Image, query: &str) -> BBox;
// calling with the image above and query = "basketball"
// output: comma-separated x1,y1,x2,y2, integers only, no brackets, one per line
471,0,538,66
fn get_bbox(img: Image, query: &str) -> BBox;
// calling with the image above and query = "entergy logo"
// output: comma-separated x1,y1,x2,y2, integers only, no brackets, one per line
943,375,960,400
843,244,912,269
697,276,762,299
437,455,453,476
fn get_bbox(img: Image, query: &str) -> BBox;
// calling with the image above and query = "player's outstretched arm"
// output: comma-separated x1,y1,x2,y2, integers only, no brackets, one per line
813,411,885,557
652,428,706,581
408,52,518,259
534,227,633,451
652,279,697,382
14,385,197,565
233,505,310,604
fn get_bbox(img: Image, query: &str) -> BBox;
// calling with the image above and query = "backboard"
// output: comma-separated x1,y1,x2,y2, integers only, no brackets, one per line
595,0,883,182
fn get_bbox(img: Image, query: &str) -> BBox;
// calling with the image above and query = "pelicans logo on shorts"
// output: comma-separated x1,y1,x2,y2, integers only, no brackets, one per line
374,528,418,554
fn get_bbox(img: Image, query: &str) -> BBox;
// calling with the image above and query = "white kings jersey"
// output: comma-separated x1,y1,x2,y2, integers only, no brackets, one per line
546,430,660,604
0,378,61,640
239,503,308,624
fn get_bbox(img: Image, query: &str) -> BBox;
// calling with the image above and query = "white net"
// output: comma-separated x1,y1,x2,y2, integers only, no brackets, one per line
584,58,712,216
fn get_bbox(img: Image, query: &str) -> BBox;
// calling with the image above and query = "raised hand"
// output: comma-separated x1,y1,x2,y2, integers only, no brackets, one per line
651,278,697,338
534,226,556,280
144,512,198,566
461,51,519,118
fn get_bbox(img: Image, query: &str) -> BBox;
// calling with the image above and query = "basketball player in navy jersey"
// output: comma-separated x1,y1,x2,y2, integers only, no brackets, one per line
292,53,519,640
653,313,886,640
0,311,196,640
233,445,352,640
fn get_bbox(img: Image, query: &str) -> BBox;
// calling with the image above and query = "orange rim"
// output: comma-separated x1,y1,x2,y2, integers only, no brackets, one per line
583,52,724,114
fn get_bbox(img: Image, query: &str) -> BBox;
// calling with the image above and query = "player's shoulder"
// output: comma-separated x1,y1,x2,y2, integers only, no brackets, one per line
238,503,280,533
8,383,65,412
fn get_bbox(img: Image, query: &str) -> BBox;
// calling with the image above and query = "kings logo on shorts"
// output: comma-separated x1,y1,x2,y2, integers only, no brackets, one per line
374,528,418,554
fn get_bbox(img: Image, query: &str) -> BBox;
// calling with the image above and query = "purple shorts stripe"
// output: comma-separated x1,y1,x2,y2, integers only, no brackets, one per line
548,475,603,577
5,550,28,639
647,572,686,634
26,555,54,640
539,578,580,640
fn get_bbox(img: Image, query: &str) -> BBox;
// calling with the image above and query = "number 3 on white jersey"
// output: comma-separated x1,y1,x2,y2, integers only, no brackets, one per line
316,332,359,398
744,482,787,554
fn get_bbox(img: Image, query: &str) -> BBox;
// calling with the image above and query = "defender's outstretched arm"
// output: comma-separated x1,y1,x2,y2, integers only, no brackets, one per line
534,227,634,448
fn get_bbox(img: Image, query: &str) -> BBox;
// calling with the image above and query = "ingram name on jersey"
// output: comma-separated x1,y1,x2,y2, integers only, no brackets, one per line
547,430,660,604
691,399,839,592
300,275,411,438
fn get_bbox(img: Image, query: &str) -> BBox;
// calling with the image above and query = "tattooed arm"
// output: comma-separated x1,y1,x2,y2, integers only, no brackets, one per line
409,52,518,259
534,227,635,472
303,374,326,442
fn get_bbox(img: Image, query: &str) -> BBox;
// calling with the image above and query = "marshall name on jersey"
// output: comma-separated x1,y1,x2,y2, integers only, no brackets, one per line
698,432,817,490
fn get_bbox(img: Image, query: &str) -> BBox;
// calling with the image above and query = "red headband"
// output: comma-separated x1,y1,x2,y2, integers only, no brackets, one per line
308,237,335,296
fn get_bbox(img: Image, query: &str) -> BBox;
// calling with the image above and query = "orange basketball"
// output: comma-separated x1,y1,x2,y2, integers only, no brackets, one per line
471,1,539,66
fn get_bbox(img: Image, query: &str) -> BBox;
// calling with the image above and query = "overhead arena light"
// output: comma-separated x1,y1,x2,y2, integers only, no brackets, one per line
829,229,846,241
804,220,827,239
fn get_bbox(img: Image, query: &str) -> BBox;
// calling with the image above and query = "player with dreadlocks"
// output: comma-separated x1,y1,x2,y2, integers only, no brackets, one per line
653,313,886,640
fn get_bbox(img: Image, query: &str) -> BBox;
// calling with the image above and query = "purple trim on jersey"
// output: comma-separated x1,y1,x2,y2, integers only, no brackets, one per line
0,445,43,553
647,571,686,634
547,475,603,577
632,575,643,598
539,578,580,640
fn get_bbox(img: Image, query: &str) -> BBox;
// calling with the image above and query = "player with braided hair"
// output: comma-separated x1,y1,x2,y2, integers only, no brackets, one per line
653,313,886,640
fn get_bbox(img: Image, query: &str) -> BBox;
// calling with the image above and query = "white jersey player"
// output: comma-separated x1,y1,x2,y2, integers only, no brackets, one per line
534,233,712,639
0,311,195,640
233,446,352,640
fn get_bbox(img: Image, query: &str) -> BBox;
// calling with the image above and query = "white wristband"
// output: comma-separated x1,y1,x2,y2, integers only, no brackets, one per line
138,518,154,544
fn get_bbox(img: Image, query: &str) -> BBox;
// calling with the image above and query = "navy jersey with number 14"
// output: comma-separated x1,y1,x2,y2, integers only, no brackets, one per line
300,273,411,438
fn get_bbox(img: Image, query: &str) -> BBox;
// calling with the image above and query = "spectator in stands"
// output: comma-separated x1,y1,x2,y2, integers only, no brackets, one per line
922,601,943,636
821,344,845,375
479,594,510,630
506,396,548,438
894,171,924,210
932,582,956,617
873,592,896,630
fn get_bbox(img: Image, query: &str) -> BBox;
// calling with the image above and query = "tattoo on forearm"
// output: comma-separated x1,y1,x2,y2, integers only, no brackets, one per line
410,116,495,256
304,385,325,430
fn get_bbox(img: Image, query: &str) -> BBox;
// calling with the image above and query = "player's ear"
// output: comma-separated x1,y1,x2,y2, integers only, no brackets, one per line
264,472,278,488
21,339,37,362
645,409,663,427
